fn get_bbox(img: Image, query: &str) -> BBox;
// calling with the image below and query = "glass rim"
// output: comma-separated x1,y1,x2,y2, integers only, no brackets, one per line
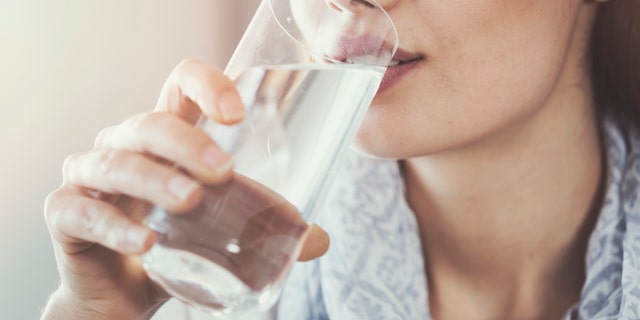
268,0,399,67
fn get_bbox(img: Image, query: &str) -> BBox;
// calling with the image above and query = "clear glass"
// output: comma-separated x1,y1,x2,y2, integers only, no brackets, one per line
142,0,397,317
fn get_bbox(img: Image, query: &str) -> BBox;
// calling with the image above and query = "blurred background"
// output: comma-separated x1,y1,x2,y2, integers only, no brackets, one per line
0,1,259,318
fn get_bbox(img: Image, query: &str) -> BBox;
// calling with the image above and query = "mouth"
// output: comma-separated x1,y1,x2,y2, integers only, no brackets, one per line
329,0,376,10
376,47,425,93
387,47,425,67
327,42,424,69
324,37,424,92
324,34,396,66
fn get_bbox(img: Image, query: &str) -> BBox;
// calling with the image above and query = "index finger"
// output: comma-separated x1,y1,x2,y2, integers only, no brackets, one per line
154,58,246,125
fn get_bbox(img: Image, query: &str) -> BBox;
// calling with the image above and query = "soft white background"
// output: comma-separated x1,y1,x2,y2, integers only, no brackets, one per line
0,1,259,318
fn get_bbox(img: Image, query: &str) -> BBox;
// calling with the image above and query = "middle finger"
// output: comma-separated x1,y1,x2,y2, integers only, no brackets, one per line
63,148,203,212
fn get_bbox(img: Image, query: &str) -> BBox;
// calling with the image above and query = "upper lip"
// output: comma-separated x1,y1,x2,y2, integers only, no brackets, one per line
327,35,396,65
326,35,424,67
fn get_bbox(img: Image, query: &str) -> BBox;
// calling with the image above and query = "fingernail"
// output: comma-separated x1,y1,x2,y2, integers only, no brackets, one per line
203,147,233,174
217,91,245,122
168,175,200,200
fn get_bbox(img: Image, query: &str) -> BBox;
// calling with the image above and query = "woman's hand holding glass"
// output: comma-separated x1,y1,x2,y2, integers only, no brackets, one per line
42,58,329,319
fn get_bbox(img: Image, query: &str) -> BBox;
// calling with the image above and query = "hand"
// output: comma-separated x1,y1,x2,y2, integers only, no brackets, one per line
42,58,329,319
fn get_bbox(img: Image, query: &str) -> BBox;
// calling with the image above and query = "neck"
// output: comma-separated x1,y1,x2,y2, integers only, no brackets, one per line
404,93,603,318
403,9,603,320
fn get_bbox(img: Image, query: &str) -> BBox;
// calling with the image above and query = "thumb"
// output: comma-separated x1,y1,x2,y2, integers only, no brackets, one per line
154,58,245,125
298,224,330,262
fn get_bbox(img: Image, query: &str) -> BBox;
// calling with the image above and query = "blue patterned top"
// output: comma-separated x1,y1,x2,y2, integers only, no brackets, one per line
278,114,640,320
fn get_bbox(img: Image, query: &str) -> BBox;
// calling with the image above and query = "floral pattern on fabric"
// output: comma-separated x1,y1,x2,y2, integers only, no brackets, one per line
279,114,640,320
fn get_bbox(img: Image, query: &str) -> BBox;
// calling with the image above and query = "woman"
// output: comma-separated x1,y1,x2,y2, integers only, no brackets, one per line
42,0,640,319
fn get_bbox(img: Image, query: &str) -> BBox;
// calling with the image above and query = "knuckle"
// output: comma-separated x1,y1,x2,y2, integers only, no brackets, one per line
75,201,99,238
97,148,125,177
172,58,204,84
94,125,112,148
125,112,152,133
175,57,203,73
174,58,226,90
43,188,64,227
62,153,82,183
126,112,166,135
43,190,99,241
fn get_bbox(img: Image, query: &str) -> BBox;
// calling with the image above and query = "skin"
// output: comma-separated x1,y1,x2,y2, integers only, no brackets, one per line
367,0,604,319
42,61,329,319
43,0,610,319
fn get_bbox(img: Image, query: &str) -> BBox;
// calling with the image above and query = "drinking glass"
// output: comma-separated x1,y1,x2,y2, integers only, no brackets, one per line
142,0,397,317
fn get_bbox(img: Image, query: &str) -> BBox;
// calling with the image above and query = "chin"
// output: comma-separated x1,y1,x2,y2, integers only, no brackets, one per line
351,129,465,160
349,143,399,160
349,136,416,160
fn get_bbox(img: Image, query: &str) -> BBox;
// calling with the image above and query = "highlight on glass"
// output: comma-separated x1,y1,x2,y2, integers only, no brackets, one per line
141,0,398,317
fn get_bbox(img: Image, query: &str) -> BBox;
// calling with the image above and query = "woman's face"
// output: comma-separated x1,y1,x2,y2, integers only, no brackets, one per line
295,0,596,159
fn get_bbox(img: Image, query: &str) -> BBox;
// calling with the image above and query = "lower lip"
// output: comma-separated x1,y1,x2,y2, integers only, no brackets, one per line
377,59,424,93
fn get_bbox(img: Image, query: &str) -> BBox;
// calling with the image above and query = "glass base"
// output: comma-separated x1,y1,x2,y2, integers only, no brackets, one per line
143,245,280,317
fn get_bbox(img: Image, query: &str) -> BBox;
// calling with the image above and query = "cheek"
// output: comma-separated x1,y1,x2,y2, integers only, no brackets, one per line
440,0,582,118
353,0,584,158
